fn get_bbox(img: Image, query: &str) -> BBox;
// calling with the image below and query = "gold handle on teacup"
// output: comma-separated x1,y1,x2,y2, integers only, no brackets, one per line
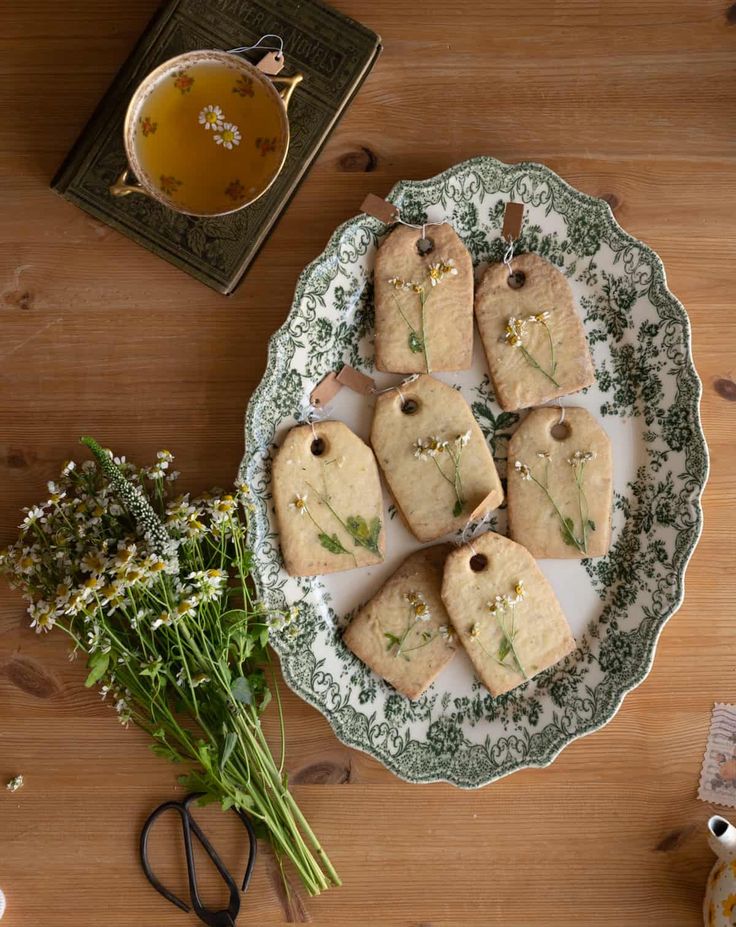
271,73,303,110
109,168,149,199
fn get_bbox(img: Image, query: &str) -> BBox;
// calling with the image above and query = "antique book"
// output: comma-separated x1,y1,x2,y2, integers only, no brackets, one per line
51,0,381,293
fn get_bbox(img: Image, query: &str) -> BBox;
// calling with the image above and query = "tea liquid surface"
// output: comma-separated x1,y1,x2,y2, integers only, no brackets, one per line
132,60,287,215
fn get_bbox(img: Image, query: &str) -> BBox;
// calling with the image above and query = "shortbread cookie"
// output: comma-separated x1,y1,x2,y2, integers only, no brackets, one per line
343,545,456,700
374,223,473,374
442,531,575,697
370,374,503,542
272,421,385,576
474,253,594,411
507,406,612,559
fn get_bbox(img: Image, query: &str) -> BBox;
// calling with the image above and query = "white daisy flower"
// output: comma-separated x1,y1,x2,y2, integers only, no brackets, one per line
405,590,431,621
198,104,224,131
514,460,532,481
21,505,46,529
289,493,308,514
214,122,241,150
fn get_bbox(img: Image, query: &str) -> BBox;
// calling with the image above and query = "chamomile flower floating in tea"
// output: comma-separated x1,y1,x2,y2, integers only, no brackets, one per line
198,104,224,130
214,122,241,149
130,55,289,215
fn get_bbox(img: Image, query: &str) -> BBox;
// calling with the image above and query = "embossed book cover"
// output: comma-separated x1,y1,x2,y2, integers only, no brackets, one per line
52,0,381,293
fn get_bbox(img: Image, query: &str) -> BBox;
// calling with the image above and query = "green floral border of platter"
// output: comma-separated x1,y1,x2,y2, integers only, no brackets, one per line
240,155,708,788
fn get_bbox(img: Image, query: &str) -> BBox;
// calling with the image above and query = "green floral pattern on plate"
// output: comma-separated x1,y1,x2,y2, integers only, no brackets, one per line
240,156,708,788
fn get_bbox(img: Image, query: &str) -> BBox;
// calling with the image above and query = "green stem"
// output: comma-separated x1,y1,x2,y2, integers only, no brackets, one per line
576,462,590,555
496,609,527,679
519,346,560,388
392,293,419,337
529,474,586,553
419,289,431,373
540,320,557,377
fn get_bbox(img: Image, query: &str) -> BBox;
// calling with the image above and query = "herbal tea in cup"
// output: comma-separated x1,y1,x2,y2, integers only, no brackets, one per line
113,50,301,217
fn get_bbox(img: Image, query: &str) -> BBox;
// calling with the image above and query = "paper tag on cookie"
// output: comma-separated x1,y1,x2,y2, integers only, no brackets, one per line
272,420,385,576
370,374,503,542
441,531,575,696
343,545,456,700
374,223,474,374
507,406,612,559
474,253,594,411
361,194,399,224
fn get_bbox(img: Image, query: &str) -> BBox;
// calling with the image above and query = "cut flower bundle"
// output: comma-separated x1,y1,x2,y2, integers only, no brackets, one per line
0,437,339,896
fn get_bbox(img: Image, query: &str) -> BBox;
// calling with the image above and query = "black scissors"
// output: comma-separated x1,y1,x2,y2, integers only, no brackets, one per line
139,792,257,927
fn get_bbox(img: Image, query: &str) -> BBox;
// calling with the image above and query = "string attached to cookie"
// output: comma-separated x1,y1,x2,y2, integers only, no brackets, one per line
503,236,516,279
372,374,420,406
500,200,525,287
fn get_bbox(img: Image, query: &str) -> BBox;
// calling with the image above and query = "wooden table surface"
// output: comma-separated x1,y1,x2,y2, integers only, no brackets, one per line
1,1,735,924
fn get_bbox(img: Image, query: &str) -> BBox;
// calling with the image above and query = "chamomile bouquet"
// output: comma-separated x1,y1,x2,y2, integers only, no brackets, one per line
0,437,339,896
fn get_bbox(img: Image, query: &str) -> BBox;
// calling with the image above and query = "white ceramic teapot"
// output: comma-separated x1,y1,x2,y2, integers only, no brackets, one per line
705,815,736,925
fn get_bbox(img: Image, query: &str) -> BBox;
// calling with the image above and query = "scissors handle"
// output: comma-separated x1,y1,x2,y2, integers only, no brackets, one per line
139,792,257,927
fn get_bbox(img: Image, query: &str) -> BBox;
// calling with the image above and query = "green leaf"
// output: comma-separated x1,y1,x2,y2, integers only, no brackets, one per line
587,519,597,532
408,331,423,353
221,609,249,623
497,637,511,662
196,741,215,770
84,650,109,688
259,687,272,712
384,632,401,650
219,731,238,772
259,626,270,647
195,793,221,807
560,517,579,548
453,499,464,517
345,515,381,554
345,515,369,541
150,743,183,763
318,532,348,556
231,676,253,705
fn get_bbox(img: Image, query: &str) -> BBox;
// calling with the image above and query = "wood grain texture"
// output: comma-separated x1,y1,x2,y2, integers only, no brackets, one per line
1,0,735,923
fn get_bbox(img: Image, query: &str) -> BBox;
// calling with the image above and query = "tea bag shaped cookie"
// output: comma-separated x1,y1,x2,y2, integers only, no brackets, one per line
374,223,473,373
507,407,612,559
343,546,456,700
272,421,385,576
474,253,595,411
442,532,575,696
371,375,503,542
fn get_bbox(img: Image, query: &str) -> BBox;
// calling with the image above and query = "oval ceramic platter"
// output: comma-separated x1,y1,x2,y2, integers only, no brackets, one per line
241,156,708,788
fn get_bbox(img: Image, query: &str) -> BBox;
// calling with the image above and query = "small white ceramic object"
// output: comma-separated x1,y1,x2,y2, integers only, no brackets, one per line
704,815,736,925
0,886,6,919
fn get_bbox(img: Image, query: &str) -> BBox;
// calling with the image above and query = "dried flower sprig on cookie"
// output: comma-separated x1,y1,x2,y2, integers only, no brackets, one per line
383,590,452,660
388,257,458,372
468,579,528,679
502,310,559,387
413,431,471,517
515,450,597,553
290,480,382,562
